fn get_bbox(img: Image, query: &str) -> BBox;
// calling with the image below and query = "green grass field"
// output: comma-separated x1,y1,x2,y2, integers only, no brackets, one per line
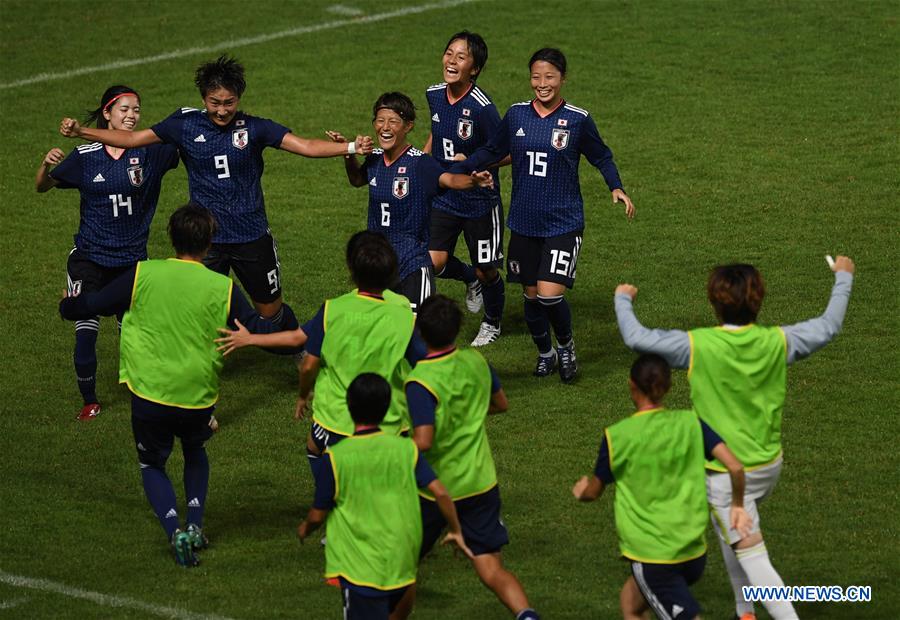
1,1,898,618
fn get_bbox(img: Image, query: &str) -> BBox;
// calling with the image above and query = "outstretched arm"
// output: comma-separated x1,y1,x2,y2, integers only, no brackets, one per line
614,284,691,369
36,148,65,192
323,130,368,187
280,132,373,159
59,118,160,148
438,170,494,191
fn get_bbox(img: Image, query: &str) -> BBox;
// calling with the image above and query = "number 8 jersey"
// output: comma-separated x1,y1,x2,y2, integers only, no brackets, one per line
456,99,624,237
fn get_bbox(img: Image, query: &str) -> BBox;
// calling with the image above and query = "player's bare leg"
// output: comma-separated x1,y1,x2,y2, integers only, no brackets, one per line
389,584,416,620
472,552,530,615
733,531,797,619
619,577,651,620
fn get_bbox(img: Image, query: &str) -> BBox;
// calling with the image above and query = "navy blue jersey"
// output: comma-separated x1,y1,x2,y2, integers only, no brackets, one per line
455,100,623,237
360,147,444,279
50,142,179,267
151,108,290,244
426,82,502,218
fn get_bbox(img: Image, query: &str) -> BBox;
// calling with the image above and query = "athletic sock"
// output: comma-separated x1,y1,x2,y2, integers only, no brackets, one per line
523,295,552,354
140,465,180,540
74,321,99,404
736,542,799,620
183,445,210,528
516,609,540,620
537,294,572,347
481,274,505,327
437,256,477,284
719,536,755,617
307,447,322,480
269,302,300,331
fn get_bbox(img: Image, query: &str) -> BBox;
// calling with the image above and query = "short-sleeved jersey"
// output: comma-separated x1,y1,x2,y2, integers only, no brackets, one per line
50,142,179,267
426,83,501,218
151,108,290,244
361,146,444,279
456,100,623,237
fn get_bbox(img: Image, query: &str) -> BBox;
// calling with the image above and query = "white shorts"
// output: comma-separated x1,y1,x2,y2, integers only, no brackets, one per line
707,457,783,545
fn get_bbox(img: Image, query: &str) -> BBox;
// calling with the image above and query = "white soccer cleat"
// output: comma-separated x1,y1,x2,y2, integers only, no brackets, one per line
471,322,501,347
465,281,483,313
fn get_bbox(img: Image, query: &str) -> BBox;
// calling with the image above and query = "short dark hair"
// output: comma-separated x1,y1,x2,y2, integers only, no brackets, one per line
417,294,462,348
445,31,488,80
345,231,398,291
630,354,671,403
528,48,567,76
372,92,416,123
168,203,216,256
707,264,765,325
85,85,140,129
195,55,246,98
346,373,392,426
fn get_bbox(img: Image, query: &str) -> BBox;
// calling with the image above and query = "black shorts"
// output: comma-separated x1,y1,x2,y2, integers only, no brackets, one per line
341,583,408,620
66,248,134,297
394,266,434,314
429,205,504,269
203,230,282,304
506,230,583,288
130,393,214,470
631,554,706,620
310,422,349,454
420,485,509,557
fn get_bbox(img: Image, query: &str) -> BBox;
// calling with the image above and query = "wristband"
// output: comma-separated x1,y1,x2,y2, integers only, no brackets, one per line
346,141,357,155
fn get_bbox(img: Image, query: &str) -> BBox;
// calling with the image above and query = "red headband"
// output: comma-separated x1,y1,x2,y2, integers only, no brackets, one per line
103,92,138,111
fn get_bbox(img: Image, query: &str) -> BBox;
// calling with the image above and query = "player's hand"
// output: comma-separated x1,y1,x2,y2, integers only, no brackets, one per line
452,153,467,161
571,475,590,499
615,283,638,300
297,520,310,542
59,118,81,138
471,170,494,189
730,506,752,538
43,148,65,167
355,135,374,155
440,530,475,560
214,318,251,356
612,189,635,220
324,130,347,143
208,415,220,432
832,255,855,274
294,393,313,420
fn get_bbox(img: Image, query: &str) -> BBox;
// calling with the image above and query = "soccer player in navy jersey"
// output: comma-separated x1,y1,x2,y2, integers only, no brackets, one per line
326,92,494,313
453,48,636,382
423,31,508,346
38,85,179,420
59,55,372,330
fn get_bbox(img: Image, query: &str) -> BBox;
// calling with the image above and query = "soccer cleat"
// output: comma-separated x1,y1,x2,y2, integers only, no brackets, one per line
558,344,577,383
471,322,501,347
171,529,199,567
533,351,558,377
77,403,101,421
465,280,483,313
185,523,208,551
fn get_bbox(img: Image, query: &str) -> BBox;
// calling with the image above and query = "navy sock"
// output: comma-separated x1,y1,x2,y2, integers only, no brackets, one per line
523,296,552,354
481,274,505,326
516,609,541,620
141,465,180,539
538,295,573,347
74,322,99,404
307,447,323,480
438,256,477,284
262,303,304,356
183,445,209,528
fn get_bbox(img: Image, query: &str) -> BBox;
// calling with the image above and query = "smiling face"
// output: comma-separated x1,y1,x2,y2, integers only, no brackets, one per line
373,107,413,153
203,87,240,127
103,95,141,131
443,38,478,86
530,60,565,109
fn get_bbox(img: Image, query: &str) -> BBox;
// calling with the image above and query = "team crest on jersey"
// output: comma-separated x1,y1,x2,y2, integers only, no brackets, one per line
393,177,409,199
232,128,249,150
457,118,473,140
127,165,144,187
462,108,471,117
551,128,570,150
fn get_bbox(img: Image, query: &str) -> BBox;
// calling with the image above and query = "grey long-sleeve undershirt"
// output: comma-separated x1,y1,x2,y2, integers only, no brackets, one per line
614,271,854,368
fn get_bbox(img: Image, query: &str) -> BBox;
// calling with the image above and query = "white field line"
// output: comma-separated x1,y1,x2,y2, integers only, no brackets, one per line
0,0,479,91
0,570,237,620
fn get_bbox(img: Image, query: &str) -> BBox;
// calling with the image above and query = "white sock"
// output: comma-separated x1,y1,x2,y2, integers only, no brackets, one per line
719,536,755,616
736,542,799,620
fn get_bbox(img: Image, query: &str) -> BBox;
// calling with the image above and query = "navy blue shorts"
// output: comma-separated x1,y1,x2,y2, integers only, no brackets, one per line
310,422,349,454
420,485,509,557
631,554,706,620
130,393,214,469
341,581,408,620
203,231,282,304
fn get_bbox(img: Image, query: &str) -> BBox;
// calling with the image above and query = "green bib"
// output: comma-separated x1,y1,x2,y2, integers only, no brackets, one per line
324,433,422,590
119,259,232,408
312,290,414,436
406,348,496,500
606,408,708,563
689,325,787,470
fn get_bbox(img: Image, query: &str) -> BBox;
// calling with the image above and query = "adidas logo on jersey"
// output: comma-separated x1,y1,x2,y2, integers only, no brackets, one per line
194,134,206,142
188,497,200,508
432,113,440,122
92,173,105,182
165,509,178,519
369,177,377,187
516,128,526,137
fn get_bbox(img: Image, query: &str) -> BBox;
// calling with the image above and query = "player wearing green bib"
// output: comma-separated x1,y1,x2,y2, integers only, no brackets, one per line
298,373,472,620
573,354,749,620
60,204,281,567
407,295,539,620
614,258,855,620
